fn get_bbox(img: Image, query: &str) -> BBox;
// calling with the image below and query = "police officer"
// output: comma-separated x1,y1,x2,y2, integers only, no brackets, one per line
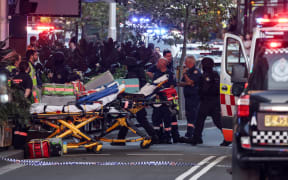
178,56,201,141
151,58,176,144
191,57,230,146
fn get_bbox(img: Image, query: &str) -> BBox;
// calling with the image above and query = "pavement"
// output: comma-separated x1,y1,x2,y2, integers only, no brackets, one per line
0,115,215,162
0,125,231,180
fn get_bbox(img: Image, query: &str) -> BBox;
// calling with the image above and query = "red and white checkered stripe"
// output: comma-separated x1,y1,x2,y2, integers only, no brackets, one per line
220,94,238,117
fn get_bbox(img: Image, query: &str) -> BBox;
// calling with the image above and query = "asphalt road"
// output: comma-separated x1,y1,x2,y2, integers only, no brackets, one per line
0,126,232,180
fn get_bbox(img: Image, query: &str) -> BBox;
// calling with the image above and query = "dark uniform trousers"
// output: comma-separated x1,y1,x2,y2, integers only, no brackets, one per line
185,95,200,138
117,108,157,139
171,115,179,140
193,96,222,140
152,105,172,140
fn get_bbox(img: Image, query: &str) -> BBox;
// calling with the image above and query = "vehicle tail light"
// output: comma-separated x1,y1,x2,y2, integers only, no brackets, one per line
237,95,250,117
269,42,282,48
256,18,270,24
278,18,288,23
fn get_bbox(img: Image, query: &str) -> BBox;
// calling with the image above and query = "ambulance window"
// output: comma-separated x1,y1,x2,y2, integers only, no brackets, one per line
226,38,247,76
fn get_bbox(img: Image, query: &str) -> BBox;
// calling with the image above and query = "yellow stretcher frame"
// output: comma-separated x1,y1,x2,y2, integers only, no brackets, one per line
31,80,169,153
35,111,104,153
95,115,152,149
33,107,152,152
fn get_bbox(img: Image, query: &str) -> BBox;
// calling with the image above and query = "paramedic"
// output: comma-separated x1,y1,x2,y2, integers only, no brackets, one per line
111,60,160,145
178,55,201,142
151,58,176,144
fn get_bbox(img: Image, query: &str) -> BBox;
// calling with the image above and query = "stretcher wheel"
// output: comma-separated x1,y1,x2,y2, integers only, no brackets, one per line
92,144,103,153
140,140,151,149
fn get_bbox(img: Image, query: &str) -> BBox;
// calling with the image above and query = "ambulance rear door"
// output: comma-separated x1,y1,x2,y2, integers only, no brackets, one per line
220,33,249,142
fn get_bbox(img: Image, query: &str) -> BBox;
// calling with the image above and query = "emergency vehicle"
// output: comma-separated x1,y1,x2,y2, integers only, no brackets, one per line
220,17,288,178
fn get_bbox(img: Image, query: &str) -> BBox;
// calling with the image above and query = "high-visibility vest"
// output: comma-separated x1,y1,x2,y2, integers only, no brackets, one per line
29,62,40,103
29,62,37,87
7,65,16,73
173,98,179,111
7,65,16,86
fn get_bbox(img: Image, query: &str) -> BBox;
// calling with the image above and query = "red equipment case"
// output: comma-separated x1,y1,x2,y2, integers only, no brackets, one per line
28,139,50,159
159,88,178,101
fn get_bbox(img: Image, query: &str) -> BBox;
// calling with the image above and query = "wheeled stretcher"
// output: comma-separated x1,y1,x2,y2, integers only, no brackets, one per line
30,74,172,152
31,82,125,152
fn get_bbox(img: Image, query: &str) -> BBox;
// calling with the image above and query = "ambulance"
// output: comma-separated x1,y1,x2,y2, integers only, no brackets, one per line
221,17,288,178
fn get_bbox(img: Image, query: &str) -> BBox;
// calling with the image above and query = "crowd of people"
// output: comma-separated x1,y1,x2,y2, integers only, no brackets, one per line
1,35,231,146
113,47,231,146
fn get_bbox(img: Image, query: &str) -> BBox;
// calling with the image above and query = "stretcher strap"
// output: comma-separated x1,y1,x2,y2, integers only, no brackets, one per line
62,105,66,113
43,105,47,114
76,104,85,114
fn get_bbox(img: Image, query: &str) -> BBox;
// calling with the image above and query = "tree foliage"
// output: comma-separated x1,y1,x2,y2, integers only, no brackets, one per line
58,2,131,41
132,0,235,66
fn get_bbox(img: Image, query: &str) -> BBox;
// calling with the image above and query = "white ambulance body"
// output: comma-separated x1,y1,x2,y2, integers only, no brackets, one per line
220,18,288,142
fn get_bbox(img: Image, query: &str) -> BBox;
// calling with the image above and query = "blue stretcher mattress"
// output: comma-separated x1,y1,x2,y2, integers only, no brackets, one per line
77,83,119,104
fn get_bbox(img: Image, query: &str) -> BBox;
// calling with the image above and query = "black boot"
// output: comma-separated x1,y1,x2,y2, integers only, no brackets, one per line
190,137,203,146
172,136,180,143
151,135,160,144
220,140,231,146
161,131,172,144
155,129,163,141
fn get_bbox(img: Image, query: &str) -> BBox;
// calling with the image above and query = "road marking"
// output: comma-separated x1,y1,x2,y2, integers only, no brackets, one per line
204,127,217,130
175,156,215,180
63,154,111,157
189,155,227,180
0,158,44,176
0,163,25,176
127,153,184,156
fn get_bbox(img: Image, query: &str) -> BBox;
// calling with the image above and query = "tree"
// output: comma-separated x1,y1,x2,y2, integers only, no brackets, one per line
133,0,235,66
57,2,131,42
132,0,236,119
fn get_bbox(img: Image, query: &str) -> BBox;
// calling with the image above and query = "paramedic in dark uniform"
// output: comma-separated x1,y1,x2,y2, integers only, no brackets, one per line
163,49,181,143
151,58,176,144
191,57,230,146
111,59,160,146
13,61,33,99
147,49,181,143
178,56,201,141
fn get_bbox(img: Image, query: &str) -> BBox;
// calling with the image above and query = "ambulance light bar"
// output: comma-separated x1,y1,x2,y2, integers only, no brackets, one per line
257,18,288,25
36,26,55,32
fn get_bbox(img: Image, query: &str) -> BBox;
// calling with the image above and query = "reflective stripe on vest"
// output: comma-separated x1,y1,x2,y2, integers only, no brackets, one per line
12,79,23,84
